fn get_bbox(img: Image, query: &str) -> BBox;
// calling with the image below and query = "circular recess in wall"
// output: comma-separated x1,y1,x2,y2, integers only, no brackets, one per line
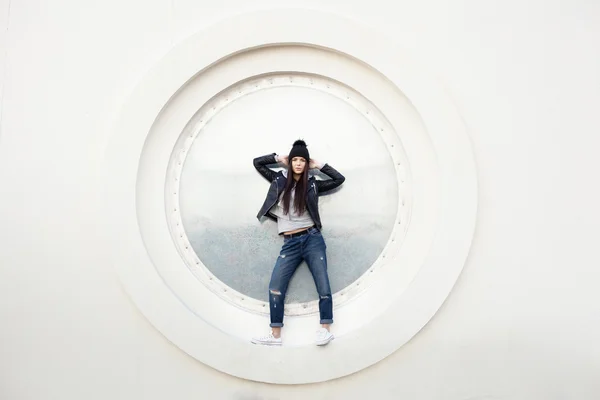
107,9,477,384
170,71,409,314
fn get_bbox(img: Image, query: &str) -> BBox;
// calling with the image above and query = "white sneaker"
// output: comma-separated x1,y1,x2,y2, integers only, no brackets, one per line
315,328,334,346
251,331,282,346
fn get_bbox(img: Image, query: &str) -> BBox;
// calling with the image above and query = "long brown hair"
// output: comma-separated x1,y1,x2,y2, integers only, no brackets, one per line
282,161,309,215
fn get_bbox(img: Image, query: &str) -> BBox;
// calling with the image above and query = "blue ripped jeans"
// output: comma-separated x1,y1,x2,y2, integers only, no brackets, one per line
269,227,333,327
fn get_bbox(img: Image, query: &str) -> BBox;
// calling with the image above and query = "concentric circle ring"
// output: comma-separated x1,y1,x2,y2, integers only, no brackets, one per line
106,9,477,384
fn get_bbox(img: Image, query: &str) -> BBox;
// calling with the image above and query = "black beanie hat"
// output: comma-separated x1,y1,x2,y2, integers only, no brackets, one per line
288,139,310,161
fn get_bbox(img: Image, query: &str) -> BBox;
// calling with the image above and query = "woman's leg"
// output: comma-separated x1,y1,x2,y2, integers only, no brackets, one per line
268,237,303,337
303,229,333,328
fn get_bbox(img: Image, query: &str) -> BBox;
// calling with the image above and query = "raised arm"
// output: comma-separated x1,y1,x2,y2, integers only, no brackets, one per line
315,163,346,194
253,153,279,182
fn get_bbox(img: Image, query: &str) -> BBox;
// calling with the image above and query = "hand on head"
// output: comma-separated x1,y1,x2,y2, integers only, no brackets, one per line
308,159,321,170
281,140,321,169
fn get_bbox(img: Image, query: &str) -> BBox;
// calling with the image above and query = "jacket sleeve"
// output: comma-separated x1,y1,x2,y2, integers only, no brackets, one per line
253,153,279,182
315,163,346,195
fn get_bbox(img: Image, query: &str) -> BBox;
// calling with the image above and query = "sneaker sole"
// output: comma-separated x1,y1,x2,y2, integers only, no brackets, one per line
315,335,334,346
251,339,282,346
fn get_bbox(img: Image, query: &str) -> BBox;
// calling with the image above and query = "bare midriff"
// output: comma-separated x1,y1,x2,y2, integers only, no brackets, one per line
283,226,311,235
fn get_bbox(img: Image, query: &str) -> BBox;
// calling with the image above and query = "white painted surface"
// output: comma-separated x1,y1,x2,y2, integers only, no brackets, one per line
1,0,600,398
111,11,475,381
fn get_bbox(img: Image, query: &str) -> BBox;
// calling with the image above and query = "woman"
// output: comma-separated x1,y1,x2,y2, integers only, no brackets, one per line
251,140,345,346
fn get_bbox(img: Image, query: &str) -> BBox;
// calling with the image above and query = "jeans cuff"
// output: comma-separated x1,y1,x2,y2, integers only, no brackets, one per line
270,322,284,328
320,319,333,324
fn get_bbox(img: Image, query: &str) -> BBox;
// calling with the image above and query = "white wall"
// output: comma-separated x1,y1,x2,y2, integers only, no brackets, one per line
1,0,599,399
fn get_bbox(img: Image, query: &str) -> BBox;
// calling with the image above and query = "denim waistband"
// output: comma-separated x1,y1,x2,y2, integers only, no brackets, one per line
282,226,317,239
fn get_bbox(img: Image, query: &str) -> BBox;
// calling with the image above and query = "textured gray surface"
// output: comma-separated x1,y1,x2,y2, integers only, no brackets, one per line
186,207,393,303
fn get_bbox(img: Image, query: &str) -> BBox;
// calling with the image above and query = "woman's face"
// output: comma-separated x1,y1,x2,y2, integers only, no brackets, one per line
291,156,307,175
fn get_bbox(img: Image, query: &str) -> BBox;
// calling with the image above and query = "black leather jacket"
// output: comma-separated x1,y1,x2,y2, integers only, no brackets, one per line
254,153,346,230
